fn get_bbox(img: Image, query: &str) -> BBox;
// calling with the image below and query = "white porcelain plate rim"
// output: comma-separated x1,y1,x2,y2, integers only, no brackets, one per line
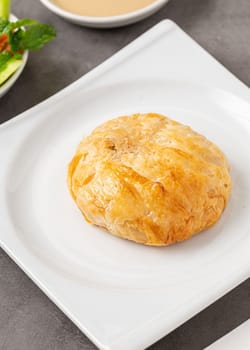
39,0,170,27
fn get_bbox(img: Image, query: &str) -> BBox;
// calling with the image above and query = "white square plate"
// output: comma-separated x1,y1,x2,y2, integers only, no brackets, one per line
0,20,250,350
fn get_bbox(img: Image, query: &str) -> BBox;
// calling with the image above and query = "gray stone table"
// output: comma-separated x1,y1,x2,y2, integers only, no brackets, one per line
0,0,250,349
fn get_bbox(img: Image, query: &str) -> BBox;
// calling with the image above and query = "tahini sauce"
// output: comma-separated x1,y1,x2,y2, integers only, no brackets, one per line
53,0,158,17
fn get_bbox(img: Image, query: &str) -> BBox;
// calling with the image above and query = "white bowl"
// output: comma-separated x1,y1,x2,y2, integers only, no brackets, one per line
0,15,28,98
39,0,170,28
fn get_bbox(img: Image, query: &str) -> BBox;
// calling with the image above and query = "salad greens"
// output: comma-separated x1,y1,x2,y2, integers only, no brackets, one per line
0,1,56,86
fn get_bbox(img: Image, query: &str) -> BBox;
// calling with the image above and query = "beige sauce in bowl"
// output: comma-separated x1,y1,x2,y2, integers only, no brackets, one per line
52,0,158,17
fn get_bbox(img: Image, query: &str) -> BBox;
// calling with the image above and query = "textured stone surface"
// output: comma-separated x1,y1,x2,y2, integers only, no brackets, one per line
0,0,250,349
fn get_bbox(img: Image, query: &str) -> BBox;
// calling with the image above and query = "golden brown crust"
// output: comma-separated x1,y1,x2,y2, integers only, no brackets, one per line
68,113,232,246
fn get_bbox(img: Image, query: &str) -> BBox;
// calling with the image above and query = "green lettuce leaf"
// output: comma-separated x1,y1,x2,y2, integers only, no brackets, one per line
0,18,9,33
0,51,11,71
19,23,56,51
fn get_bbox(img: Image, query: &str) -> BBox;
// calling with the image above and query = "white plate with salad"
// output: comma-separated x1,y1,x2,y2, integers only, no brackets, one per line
0,15,28,97
0,2,56,97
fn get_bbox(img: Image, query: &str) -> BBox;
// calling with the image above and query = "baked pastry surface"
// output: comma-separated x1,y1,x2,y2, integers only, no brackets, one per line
68,113,231,246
